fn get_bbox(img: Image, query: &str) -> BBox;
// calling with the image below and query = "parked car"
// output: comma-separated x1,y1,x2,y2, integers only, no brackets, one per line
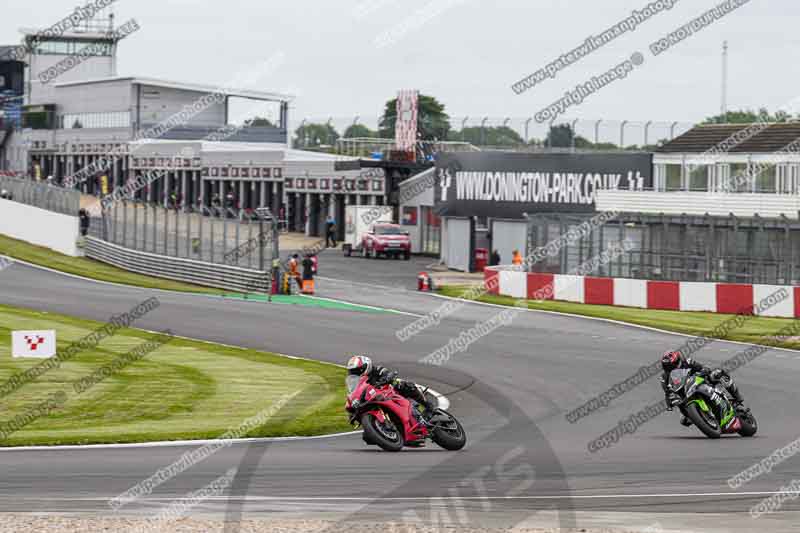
362,223,411,260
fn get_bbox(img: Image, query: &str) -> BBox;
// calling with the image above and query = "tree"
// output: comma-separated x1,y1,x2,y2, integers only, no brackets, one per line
545,123,575,147
378,94,451,141
703,108,792,124
293,122,339,148
343,124,377,138
448,125,524,147
244,116,275,127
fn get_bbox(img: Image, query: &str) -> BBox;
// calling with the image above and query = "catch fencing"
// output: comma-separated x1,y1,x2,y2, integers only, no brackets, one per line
526,211,800,286
0,175,79,216
85,237,270,293
95,201,276,270
85,200,277,292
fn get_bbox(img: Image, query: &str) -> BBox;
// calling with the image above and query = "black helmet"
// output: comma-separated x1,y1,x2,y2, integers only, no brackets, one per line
661,350,683,372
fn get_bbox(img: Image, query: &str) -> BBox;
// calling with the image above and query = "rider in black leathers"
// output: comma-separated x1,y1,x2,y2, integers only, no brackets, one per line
660,350,745,425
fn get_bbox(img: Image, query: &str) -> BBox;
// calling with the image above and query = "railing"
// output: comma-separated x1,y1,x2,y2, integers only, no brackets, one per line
0,175,79,216
139,123,288,144
85,237,271,293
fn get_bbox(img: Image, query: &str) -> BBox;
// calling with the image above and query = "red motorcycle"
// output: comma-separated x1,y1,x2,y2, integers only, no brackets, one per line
345,374,467,452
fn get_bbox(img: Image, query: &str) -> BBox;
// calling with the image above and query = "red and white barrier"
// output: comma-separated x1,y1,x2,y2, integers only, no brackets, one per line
484,267,799,318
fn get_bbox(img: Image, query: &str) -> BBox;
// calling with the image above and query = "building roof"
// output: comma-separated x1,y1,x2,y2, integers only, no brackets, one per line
0,45,21,62
55,76,294,102
128,138,358,161
657,122,800,154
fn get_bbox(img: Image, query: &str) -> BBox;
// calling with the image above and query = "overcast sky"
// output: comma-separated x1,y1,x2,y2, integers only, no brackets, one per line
3,1,798,142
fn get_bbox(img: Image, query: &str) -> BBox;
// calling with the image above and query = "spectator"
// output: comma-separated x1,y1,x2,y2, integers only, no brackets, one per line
325,215,337,248
490,250,501,266
288,253,301,281
512,249,523,266
78,209,90,236
302,253,315,281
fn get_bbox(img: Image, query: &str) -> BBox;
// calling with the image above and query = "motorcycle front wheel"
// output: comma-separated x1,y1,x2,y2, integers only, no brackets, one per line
431,410,467,451
686,402,721,439
361,412,403,452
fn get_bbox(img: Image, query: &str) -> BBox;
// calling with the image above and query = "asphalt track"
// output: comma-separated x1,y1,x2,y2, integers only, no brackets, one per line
1,258,799,531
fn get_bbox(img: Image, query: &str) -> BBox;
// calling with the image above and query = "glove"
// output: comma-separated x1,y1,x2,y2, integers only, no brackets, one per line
710,369,723,381
378,369,398,385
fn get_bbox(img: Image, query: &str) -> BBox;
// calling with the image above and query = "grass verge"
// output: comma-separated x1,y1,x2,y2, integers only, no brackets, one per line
0,304,351,446
0,233,224,295
439,285,800,351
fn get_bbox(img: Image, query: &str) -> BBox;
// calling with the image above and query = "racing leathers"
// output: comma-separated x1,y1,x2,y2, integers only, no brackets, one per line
661,357,744,411
366,365,434,417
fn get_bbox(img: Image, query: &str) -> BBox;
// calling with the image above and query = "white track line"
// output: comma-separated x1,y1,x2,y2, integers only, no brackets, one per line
422,290,800,355
8,254,799,357
0,431,362,452
53,490,800,502
3,255,422,317
302,294,424,318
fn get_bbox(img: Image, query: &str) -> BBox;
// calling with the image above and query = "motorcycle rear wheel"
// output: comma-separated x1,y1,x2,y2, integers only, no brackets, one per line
686,403,721,439
737,410,758,437
361,413,403,452
431,410,467,451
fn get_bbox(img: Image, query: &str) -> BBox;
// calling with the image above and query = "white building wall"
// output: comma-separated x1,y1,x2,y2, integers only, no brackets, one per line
52,79,133,114
28,55,116,106
139,85,225,128
596,190,800,219
399,168,435,254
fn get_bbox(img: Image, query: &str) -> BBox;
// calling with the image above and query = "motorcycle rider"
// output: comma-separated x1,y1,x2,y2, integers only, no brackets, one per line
660,350,745,426
346,355,435,419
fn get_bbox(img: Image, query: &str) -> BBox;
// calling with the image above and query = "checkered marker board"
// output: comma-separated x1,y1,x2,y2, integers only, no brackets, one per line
11,330,56,358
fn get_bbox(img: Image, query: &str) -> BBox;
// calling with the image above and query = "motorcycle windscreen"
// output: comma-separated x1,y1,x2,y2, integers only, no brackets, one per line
669,368,691,392
346,375,361,394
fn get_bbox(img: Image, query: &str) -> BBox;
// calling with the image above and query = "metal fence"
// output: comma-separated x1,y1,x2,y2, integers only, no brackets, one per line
96,201,276,270
526,212,800,286
85,237,271,293
0,175,79,216
84,201,279,292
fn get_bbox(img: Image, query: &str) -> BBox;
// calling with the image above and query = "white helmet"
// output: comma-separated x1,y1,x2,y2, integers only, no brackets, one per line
346,355,373,376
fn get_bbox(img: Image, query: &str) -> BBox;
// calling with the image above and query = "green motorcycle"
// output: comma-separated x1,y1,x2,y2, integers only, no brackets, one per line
668,368,757,439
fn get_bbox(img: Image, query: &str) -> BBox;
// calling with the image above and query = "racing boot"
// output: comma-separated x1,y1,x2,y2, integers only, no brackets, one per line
728,383,746,410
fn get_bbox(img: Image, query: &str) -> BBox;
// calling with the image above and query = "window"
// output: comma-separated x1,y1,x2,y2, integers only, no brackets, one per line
32,39,113,57
755,164,777,193
62,111,130,129
665,164,682,190
688,165,709,191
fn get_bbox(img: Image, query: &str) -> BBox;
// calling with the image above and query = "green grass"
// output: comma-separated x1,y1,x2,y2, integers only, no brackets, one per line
0,304,351,446
439,285,800,351
0,233,224,295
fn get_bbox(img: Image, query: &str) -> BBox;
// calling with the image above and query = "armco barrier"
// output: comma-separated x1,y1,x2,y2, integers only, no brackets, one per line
484,266,799,318
85,237,269,293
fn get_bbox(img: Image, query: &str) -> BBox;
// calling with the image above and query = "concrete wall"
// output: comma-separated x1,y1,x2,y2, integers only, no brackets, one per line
0,198,81,256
